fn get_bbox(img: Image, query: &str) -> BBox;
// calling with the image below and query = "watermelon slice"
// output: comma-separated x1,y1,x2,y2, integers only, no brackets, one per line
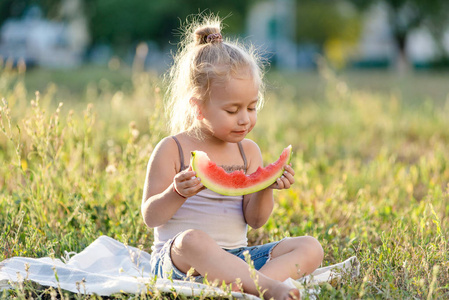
191,145,292,196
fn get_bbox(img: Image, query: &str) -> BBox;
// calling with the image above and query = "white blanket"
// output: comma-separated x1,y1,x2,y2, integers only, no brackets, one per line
0,236,359,299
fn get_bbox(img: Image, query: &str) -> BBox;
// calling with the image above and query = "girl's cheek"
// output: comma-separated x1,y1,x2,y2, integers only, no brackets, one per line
250,116,257,128
248,123,255,133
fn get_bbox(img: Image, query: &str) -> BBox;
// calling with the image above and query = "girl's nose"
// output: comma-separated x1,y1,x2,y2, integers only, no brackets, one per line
238,111,250,125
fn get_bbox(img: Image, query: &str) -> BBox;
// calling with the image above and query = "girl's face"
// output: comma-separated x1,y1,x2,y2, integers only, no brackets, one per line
199,75,259,143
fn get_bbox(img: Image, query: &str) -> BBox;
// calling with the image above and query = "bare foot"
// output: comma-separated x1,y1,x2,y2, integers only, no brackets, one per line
231,282,243,292
287,288,300,300
266,282,300,300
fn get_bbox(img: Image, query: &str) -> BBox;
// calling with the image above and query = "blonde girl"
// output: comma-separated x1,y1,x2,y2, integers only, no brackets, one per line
141,15,323,300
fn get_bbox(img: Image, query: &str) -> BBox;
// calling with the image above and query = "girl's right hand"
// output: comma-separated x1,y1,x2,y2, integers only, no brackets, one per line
173,167,204,198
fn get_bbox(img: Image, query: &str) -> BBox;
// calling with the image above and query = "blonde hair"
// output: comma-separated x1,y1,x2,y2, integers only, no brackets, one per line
165,14,265,137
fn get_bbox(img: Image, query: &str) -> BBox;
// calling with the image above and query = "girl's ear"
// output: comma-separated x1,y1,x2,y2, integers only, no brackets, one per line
190,97,204,120
189,97,198,105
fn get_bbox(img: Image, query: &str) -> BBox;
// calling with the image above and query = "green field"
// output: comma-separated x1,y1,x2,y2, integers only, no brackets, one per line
1,61,449,299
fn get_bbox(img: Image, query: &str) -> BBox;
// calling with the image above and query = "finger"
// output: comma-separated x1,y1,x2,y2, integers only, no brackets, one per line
275,177,284,189
281,175,291,189
284,165,295,176
283,171,295,185
183,182,204,196
268,181,277,189
178,177,201,191
177,170,197,181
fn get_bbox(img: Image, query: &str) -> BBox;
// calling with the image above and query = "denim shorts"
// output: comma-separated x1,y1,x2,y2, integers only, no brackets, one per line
150,235,284,282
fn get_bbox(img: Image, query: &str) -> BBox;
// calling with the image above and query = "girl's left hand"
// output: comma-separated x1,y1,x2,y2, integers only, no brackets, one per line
270,164,295,190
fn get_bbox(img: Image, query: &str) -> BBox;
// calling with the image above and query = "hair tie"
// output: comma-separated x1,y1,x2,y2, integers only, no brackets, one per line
206,33,223,44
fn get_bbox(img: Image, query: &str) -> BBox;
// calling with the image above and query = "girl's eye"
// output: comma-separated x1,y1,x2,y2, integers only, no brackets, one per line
248,107,256,111
226,110,238,114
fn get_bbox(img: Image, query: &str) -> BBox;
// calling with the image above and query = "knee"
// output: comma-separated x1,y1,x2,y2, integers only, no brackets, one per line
307,236,324,264
173,229,211,254
287,236,323,270
302,236,324,267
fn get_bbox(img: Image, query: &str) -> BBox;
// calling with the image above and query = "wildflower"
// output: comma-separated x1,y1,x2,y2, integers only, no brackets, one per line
106,164,117,174
131,129,139,139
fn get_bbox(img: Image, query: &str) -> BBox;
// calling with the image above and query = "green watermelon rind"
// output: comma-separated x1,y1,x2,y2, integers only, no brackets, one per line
191,145,292,196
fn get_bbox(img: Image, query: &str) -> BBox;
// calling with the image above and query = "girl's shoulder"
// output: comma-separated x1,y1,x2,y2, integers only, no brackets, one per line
148,136,184,174
240,139,263,172
241,138,260,150
151,136,179,160
155,135,177,148
240,138,262,159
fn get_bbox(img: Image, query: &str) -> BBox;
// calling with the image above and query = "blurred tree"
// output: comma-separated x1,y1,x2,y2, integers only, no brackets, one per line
84,0,253,51
295,0,362,68
349,0,449,71
0,0,253,50
0,0,61,24
295,1,361,45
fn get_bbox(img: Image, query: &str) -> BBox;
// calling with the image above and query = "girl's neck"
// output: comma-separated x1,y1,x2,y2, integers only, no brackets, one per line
190,128,229,147
180,131,245,168
183,130,236,153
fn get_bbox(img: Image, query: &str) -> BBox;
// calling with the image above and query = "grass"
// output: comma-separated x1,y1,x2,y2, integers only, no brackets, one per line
1,57,449,299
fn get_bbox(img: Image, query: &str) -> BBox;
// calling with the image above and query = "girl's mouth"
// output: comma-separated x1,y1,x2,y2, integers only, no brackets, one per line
232,130,247,135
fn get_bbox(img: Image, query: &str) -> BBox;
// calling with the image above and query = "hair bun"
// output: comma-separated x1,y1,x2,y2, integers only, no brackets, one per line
206,33,222,43
194,26,222,45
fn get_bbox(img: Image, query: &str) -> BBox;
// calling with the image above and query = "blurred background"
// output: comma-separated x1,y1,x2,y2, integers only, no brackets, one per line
1,0,449,109
2,3,449,298
1,0,449,73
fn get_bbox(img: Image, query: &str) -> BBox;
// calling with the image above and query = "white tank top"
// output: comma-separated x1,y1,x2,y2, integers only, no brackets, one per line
151,137,249,254
152,189,248,253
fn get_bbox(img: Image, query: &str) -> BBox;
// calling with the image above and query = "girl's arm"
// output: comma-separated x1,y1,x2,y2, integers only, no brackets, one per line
141,137,204,228
242,141,295,229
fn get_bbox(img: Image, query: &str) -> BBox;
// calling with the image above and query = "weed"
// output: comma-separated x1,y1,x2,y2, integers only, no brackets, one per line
1,61,449,298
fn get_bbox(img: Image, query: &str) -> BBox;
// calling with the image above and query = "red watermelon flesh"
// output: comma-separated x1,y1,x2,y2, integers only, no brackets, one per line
191,145,292,196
